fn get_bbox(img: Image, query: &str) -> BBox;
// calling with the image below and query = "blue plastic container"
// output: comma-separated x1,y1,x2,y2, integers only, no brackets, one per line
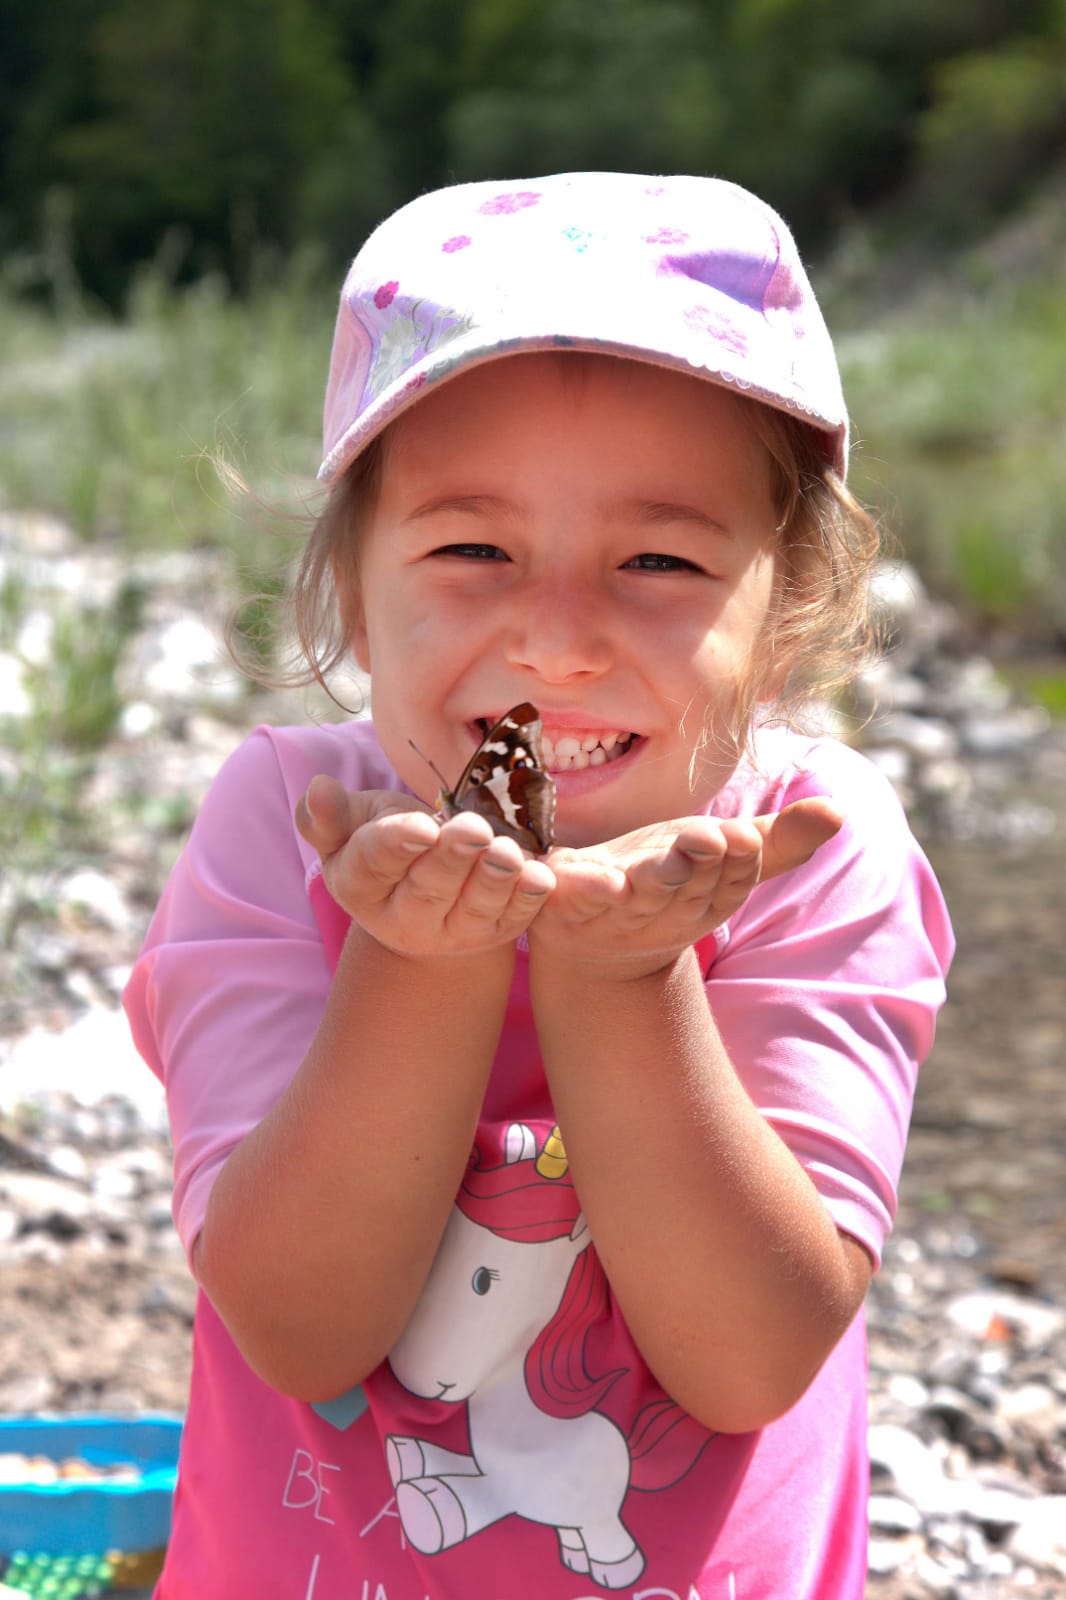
0,1415,181,1556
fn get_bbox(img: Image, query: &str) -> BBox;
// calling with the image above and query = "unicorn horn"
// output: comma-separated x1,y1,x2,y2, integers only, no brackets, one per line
535,1124,568,1180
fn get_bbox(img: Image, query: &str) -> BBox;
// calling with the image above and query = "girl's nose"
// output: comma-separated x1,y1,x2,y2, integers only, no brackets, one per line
503,578,612,684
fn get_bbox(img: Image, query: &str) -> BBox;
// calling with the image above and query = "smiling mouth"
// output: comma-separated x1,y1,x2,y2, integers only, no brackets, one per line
474,717,637,773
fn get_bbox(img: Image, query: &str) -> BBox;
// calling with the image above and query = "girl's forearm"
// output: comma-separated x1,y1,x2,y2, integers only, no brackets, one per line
195,927,514,1401
529,945,870,1434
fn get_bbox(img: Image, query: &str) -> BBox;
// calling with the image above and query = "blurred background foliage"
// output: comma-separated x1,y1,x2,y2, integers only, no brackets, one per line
1,0,1065,656
4,0,1065,297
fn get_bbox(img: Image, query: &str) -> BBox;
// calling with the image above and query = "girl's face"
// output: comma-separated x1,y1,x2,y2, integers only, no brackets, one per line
346,353,781,848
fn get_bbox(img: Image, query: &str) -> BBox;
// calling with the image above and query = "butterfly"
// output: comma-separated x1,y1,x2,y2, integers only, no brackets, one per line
412,703,556,857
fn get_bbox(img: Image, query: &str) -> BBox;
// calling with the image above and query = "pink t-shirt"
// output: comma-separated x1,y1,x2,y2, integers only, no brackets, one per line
124,719,953,1600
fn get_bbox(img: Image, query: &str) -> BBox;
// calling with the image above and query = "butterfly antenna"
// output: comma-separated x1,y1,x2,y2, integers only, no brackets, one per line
408,738,451,793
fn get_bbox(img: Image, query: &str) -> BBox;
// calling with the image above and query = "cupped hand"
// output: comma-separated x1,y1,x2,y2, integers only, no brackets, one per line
527,797,842,980
295,775,556,958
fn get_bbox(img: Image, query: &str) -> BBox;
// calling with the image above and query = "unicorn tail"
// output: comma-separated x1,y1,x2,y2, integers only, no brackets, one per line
627,1399,715,1492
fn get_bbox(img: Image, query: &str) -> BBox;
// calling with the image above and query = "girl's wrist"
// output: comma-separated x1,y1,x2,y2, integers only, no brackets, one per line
526,937,697,995
342,919,518,984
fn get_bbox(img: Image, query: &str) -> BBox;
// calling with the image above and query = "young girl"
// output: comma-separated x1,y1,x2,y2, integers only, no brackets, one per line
125,171,953,1599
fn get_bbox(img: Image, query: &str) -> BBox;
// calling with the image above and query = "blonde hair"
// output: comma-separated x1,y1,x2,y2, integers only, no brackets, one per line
732,396,881,741
227,437,383,700
233,378,881,738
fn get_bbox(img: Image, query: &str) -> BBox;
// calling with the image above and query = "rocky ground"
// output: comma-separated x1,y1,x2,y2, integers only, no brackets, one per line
1,513,1065,1594
863,814,1066,1599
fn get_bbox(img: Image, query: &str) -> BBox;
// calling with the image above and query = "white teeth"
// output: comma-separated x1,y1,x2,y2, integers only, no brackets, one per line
538,730,634,770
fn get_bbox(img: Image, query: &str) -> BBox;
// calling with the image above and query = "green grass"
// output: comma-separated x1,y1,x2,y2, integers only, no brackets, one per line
999,665,1066,719
0,578,148,881
0,258,335,885
27,581,146,749
0,251,333,559
837,274,1066,641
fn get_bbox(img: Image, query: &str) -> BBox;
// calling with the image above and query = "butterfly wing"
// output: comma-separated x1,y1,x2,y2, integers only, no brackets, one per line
441,702,556,856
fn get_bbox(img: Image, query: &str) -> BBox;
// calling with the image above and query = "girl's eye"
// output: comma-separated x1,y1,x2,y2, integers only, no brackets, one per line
623,552,700,574
471,1267,498,1295
432,542,508,561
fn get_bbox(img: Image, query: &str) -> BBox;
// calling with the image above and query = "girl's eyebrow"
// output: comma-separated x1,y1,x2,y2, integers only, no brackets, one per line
403,492,520,523
606,496,733,537
402,491,732,536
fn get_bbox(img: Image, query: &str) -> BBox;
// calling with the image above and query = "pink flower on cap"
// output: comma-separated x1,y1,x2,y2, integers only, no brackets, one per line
373,281,399,309
684,303,749,359
477,190,542,216
442,236,472,253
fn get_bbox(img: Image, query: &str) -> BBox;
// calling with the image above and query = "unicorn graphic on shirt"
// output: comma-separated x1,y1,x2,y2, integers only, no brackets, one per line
384,1123,711,1590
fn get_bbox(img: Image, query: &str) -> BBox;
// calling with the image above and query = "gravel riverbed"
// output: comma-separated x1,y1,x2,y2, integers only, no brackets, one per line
1,514,1064,1594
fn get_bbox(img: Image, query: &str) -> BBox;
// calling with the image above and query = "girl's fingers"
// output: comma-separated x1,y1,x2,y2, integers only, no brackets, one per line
626,821,732,903
710,821,764,894
311,793,842,952
296,784,557,953
580,820,759,935
553,858,629,920
527,802,843,968
344,810,442,897
296,773,354,854
750,798,843,881
387,827,555,948
512,865,556,904
297,779,438,857
392,814,498,909
451,845,554,927
634,821,728,887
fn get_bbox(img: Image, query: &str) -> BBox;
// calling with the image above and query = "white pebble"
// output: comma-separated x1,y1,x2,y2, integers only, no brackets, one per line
869,1493,923,1533
887,1373,929,1411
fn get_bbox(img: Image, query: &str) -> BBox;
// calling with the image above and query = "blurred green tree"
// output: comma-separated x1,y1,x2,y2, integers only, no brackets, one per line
916,11,1066,230
445,0,724,181
1,0,356,299
1,0,1064,302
